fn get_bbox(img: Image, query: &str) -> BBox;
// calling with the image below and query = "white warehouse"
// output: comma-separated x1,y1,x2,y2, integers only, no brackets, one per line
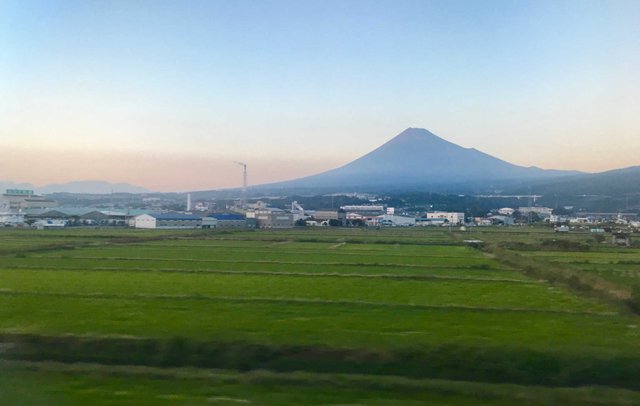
133,213,202,229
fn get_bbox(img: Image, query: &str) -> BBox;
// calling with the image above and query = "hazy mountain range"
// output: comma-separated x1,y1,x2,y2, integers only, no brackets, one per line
0,180,149,195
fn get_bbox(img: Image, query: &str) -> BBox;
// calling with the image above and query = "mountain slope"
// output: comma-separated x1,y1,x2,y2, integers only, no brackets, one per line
263,128,577,192
512,166,640,197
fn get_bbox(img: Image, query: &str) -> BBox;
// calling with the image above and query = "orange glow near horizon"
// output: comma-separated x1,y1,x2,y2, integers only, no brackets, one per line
0,147,346,192
1,143,638,193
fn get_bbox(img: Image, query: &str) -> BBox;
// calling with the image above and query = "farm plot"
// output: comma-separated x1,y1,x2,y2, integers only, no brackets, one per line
0,268,615,312
0,294,635,352
1,228,640,403
516,247,640,289
32,245,498,267
1,257,526,280
5,237,525,280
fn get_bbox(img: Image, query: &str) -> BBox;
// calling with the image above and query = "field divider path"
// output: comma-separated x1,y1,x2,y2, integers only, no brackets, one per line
187,237,461,246
0,290,619,316
0,265,537,283
102,246,484,259
29,255,496,270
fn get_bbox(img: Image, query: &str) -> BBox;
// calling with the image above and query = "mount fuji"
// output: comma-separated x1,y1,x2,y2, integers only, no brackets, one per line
261,128,578,192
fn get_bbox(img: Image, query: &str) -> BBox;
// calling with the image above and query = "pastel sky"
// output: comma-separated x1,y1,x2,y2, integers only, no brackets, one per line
1,0,639,192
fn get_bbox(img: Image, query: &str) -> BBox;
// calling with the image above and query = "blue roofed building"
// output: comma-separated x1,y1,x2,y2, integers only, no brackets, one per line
203,213,247,229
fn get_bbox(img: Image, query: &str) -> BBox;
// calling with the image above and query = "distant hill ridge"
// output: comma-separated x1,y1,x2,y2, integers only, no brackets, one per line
0,180,150,194
513,165,640,197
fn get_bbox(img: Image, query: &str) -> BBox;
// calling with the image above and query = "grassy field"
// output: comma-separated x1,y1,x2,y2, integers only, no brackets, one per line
1,227,639,404
515,248,640,290
464,226,640,302
4,361,640,406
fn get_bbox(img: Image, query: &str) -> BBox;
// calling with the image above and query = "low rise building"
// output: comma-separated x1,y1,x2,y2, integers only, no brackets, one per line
0,213,24,225
569,217,593,224
255,208,294,228
487,215,515,226
378,214,415,227
1,189,57,226
32,219,66,229
133,212,201,229
133,214,157,229
313,210,346,226
549,214,569,224
206,213,247,229
426,211,465,224
518,207,553,218
340,205,385,216
1,189,58,211
28,208,151,227
415,218,447,226
474,217,493,226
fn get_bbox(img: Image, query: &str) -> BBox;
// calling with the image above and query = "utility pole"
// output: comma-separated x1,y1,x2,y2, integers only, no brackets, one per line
527,187,532,225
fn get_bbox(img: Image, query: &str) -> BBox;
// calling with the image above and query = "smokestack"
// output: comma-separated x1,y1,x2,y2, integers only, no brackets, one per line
187,193,192,211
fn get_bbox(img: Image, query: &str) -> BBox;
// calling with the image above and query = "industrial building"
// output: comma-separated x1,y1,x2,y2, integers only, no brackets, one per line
0,212,24,225
254,207,294,228
204,213,248,229
486,215,515,226
340,205,385,215
27,208,150,226
1,189,57,225
426,211,465,225
415,218,447,226
133,212,202,229
0,189,58,211
377,214,416,227
313,209,347,226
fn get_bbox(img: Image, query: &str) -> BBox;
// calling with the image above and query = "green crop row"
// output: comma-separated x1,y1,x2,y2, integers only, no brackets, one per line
0,268,614,312
0,295,637,352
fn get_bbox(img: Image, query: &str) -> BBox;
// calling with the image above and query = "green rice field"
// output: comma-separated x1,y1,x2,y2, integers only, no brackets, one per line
1,227,639,404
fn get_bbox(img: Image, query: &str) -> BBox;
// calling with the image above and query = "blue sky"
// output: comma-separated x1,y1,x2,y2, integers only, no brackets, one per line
1,0,639,191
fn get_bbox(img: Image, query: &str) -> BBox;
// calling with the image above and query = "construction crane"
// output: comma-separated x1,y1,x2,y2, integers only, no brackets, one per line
234,161,247,209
